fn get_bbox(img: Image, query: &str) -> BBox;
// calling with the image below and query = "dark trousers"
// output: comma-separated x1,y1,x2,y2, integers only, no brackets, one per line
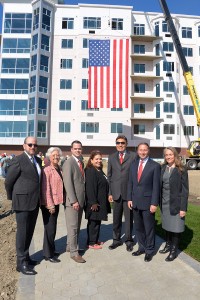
113,196,133,245
15,205,39,267
133,208,155,255
87,219,101,245
41,205,59,258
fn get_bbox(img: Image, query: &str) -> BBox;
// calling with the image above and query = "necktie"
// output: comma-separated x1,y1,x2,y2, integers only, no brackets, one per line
119,153,124,164
78,160,84,176
137,160,144,182
31,157,38,174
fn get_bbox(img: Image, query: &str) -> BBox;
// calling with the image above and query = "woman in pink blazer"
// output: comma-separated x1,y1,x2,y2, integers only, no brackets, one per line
41,147,64,263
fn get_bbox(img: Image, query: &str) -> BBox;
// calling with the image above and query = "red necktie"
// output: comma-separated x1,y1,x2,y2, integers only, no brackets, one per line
137,160,144,182
78,160,84,176
119,153,124,164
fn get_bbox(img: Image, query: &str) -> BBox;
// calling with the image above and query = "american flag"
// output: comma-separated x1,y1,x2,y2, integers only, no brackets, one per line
88,39,129,108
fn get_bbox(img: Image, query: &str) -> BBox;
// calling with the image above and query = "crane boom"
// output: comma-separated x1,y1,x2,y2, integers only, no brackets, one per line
159,0,200,128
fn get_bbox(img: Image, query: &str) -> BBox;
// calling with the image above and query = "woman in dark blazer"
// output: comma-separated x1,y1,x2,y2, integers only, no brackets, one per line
85,150,111,249
159,147,189,262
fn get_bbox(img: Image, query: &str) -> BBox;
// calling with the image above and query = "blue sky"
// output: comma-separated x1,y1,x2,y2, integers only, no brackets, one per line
0,0,200,33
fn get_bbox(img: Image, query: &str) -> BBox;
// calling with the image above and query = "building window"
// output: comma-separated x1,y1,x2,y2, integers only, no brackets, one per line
60,79,72,89
30,76,36,93
134,64,145,73
0,78,28,94
81,100,99,111
29,97,35,114
40,55,49,72
38,98,47,115
81,122,99,133
134,124,145,134
182,27,192,38
61,39,73,49
3,38,30,53
0,99,27,116
82,58,89,68
189,66,193,75
162,21,169,32
59,100,71,111
83,38,89,48
33,8,39,30
32,34,38,51
163,124,175,134
134,44,145,54
60,59,72,69
134,83,145,93
62,18,74,29
82,79,88,89
163,102,175,113
111,123,123,133
1,58,29,73
4,13,32,33
134,104,145,113
41,34,50,51
183,85,189,95
37,120,46,138
183,105,194,115
163,61,174,72
134,24,145,35
83,17,101,29
163,81,174,92
39,76,48,93
31,55,37,72
154,21,159,36
156,125,160,139
183,47,193,57
184,126,194,136
163,42,174,52
0,121,27,137
28,120,34,136
111,108,123,111
111,18,123,30
42,8,51,31
59,122,71,133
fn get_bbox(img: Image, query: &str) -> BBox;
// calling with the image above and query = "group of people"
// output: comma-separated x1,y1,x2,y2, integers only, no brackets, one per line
4,135,189,276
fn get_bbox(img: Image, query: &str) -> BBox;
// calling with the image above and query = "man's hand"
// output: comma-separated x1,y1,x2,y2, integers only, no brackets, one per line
91,204,99,211
73,201,80,211
128,201,133,210
150,205,157,213
108,195,113,203
180,210,186,218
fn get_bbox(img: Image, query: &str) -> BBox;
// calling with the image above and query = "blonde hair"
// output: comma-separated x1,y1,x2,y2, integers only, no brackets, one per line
163,147,184,172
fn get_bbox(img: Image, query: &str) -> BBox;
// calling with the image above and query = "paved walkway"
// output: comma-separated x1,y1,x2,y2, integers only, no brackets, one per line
16,208,200,300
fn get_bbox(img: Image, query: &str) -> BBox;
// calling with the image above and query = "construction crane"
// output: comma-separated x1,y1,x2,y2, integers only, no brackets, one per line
159,0,200,169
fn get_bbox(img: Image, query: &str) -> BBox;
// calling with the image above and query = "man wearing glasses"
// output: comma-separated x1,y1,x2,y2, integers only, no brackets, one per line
5,136,42,275
107,135,136,251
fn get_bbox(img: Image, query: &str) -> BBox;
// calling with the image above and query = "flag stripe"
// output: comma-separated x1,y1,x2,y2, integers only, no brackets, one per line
125,39,129,108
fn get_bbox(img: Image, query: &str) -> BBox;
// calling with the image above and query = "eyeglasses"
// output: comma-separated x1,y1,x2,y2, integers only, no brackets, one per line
27,143,38,148
116,141,126,145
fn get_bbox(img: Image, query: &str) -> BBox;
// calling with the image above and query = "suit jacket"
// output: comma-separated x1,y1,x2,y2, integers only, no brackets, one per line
160,164,189,214
5,152,42,211
107,150,136,200
127,157,161,210
41,165,64,207
62,156,85,208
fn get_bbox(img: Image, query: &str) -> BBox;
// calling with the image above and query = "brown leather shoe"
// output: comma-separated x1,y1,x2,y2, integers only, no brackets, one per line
71,255,86,263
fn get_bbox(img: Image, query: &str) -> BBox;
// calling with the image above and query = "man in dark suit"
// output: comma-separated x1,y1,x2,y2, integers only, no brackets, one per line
5,136,42,275
127,143,160,262
62,140,86,263
107,135,136,252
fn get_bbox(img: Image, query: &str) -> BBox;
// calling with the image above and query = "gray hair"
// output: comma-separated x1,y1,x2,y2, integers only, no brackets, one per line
46,147,62,159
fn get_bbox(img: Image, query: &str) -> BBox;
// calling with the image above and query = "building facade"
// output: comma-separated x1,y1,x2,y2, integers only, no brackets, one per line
0,0,200,156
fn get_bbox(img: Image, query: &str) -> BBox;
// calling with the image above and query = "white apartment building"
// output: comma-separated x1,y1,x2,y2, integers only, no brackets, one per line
0,0,200,156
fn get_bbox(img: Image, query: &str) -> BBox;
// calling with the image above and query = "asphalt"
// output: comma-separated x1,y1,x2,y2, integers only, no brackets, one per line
16,208,200,300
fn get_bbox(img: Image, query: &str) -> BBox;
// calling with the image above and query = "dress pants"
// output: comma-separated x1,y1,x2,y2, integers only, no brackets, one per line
41,205,59,258
133,208,155,255
15,205,39,267
64,205,83,257
113,196,133,245
87,219,101,245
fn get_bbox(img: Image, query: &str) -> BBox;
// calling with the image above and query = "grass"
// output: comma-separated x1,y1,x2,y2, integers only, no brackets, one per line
155,203,200,262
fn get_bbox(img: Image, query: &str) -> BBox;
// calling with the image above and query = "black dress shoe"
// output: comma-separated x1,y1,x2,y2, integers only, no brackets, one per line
45,256,60,263
28,258,40,266
108,241,123,250
16,265,37,275
144,253,153,262
54,252,60,257
132,250,145,256
126,244,133,252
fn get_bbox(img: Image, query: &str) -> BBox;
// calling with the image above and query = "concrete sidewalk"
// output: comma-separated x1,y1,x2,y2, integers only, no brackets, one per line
16,208,200,300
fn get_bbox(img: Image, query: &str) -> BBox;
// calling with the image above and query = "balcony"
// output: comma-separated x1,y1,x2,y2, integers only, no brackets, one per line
131,95,163,101
130,74,163,80
131,114,163,121
131,35,162,42
130,54,163,61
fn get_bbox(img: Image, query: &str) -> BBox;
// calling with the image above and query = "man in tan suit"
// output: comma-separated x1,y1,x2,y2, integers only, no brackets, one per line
62,140,86,263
